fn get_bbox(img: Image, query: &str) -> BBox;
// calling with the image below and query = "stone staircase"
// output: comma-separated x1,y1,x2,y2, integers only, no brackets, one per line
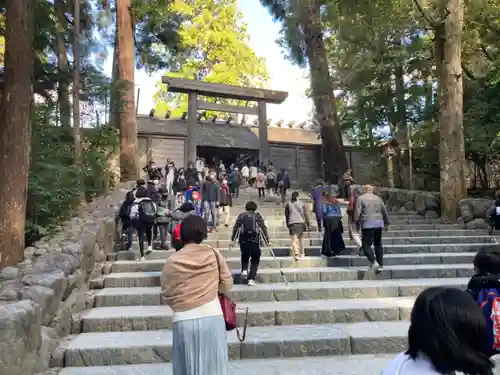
55,191,497,375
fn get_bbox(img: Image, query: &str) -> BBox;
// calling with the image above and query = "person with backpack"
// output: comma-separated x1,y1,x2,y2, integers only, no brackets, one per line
230,201,270,286
129,187,157,261
155,188,170,250
467,248,500,357
118,191,135,251
131,179,146,198
168,202,196,250
285,191,310,260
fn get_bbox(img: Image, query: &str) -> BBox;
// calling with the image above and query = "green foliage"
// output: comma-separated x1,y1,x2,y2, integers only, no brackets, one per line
26,105,119,245
153,0,268,118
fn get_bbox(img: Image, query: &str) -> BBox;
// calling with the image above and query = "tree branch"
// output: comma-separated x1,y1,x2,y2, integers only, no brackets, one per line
480,44,494,62
412,0,437,28
461,63,476,81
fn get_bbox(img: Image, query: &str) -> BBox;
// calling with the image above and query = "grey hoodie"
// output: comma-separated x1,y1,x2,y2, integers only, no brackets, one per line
168,208,196,233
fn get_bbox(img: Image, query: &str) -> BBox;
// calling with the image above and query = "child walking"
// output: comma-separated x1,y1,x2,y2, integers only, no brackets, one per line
467,248,500,356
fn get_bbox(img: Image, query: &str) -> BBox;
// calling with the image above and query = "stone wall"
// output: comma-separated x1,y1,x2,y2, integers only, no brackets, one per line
350,185,441,219
458,198,495,229
351,184,497,229
0,182,133,375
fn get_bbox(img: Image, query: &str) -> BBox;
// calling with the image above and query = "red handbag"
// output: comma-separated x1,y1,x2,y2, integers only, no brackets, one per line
211,247,249,342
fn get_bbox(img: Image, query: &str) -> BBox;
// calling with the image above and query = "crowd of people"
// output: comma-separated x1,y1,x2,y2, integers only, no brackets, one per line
115,158,500,375
159,211,500,375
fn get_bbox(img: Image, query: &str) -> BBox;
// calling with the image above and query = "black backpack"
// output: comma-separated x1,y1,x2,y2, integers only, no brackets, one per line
138,198,157,223
240,212,259,239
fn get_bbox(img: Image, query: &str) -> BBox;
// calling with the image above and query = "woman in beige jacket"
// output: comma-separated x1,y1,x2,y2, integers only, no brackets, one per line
161,215,233,375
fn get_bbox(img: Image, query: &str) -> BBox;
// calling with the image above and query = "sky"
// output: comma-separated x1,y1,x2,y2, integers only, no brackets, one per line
104,1,313,123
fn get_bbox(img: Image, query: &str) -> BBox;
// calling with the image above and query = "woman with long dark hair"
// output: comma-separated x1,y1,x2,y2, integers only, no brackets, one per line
381,287,494,375
320,192,345,257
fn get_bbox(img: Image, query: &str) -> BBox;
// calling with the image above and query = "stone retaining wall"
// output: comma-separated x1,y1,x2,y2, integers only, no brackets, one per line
351,185,497,229
458,198,495,229
350,185,441,219
0,182,132,375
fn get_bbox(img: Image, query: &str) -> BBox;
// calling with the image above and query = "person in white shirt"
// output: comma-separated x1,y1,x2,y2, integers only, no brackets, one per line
381,287,493,375
241,165,249,185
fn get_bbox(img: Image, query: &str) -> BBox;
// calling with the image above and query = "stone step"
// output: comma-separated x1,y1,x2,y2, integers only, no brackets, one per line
127,227,478,245
110,252,475,275
259,218,436,225
205,229,485,239
102,264,473,288
201,235,495,248
57,354,395,375
113,243,488,262
208,223,467,232
78,297,416,333
93,277,469,306
62,321,409,366
107,254,476,272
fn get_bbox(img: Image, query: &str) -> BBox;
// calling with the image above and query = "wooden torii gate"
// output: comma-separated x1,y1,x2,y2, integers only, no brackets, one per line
161,77,288,165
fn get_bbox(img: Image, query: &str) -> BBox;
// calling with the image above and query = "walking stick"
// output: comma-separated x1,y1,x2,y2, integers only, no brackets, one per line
260,231,288,285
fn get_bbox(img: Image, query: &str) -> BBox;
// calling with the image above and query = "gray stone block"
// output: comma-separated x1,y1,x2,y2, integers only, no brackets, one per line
0,300,43,375
63,321,410,365
57,354,396,375
79,298,415,333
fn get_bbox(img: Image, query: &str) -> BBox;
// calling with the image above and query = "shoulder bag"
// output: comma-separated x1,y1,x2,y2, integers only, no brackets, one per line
210,246,249,342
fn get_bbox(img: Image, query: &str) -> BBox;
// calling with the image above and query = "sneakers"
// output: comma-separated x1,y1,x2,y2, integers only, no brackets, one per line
136,256,146,262
247,279,256,286
370,261,382,273
145,246,153,256
240,270,248,279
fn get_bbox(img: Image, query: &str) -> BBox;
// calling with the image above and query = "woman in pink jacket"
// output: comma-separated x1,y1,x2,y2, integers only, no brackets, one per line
255,170,266,199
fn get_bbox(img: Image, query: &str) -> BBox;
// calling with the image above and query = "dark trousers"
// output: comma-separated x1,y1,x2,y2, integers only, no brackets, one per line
316,219,322,231
153,223,158,240
121,222,133,250
133,220,153,257
258,187,265,198
232,184,240,198
240,242,261,281
157,223,169,249
280,188,288,203
361,228,383,265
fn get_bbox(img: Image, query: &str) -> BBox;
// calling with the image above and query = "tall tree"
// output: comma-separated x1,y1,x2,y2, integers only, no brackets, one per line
437,0,466,220
54,0,71,127
0,0,35,267
153,0,268,118
116,0,139,181
261,0,347,184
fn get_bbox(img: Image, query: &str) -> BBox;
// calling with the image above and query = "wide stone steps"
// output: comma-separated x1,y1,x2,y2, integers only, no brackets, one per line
57,354,394,375
77,297,416,333
109,253,476,273
62,321,409,366
209,223,469,233
206,229,485,239
101,264,473,288
55,197,491,374
113,243,491,262
92,278,470,306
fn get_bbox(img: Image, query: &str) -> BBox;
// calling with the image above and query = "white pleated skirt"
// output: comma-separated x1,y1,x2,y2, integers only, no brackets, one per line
172,314,229,375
